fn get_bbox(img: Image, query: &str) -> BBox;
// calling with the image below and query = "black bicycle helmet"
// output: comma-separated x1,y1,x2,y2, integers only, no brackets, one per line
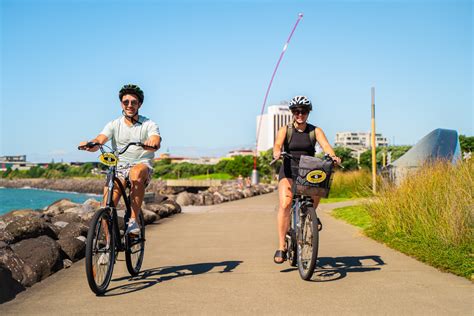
289,95,312,111
119,84,144,103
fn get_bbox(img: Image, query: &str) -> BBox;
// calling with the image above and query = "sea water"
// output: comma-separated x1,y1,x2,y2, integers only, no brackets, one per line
0,188,100,216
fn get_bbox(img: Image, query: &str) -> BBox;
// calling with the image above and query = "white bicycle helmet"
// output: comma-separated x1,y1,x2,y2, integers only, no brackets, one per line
289,95,312,111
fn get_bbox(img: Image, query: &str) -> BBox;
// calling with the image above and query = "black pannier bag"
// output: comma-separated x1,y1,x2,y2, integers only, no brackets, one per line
295,155,334,197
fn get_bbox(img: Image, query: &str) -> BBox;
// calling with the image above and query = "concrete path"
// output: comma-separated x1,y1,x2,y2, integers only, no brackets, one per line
1,193,472,315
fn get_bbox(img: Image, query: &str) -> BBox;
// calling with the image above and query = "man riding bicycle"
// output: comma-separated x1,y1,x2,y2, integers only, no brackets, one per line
79,84,161,235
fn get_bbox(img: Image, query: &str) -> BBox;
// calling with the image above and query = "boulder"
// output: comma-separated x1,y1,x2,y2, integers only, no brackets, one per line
176,192,194,206
0,245,37,287
213,192,228,204
44,222,62,240
0,209,40,225
0,220,6,230
63,259,73,269
11,236,62,282
161,200,182,214
51,212,81,224
53,221,69,229
58,222,88,240
142,209,158,225
0,230,15,244
83,198,101,210
145,203,168,215
43,199,79,216
5,215,56,243
0,267,25,304
57,237,85,262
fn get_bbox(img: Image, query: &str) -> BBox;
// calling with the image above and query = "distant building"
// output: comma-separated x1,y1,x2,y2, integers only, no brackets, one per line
0,155,36,171
227,149,254,157
335,132,388,150
256,105,292,153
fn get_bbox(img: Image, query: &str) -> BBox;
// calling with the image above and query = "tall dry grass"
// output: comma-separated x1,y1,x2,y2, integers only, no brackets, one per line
329,169,373,198
366,159,473,247
363,159,473,277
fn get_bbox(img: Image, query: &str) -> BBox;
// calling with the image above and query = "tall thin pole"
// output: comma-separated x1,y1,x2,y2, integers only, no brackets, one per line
371,87,377,194
252,13,304,184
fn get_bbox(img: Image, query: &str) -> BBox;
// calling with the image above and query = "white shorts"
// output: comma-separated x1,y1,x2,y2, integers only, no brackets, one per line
116,163,153,187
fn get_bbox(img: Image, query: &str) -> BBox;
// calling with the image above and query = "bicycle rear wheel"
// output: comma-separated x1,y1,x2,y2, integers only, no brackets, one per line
85,207,116,295
125,212,145,276
296,206,319,280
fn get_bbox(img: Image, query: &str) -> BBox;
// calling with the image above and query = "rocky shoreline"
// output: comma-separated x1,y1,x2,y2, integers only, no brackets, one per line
0,178,276,303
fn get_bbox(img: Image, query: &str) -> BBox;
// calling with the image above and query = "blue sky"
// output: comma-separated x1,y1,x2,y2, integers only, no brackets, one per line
1,0,472,162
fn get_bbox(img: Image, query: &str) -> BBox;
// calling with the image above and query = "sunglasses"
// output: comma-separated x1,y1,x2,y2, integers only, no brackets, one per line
292,109,308,116
122,100,139,107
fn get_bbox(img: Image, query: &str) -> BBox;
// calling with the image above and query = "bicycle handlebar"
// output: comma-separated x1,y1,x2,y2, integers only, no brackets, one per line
77,142,158,153
270,152,343,168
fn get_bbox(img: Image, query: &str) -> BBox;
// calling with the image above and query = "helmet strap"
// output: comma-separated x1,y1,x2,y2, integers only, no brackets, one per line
122,110,141,125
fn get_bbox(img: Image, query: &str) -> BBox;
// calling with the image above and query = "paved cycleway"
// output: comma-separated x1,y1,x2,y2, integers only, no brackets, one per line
1,192,472,315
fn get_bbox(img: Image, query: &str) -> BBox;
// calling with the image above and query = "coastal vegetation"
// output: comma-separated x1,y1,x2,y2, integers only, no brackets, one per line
332,159,473,278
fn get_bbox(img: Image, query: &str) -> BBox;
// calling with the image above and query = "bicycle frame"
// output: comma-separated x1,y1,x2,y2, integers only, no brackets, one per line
104,166,133,253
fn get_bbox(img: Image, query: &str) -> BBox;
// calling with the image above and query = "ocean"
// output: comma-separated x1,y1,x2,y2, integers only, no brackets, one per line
0,188,101,216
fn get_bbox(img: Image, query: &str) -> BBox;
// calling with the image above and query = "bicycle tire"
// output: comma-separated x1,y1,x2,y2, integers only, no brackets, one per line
296,206,319,280
85,207,116,295
125,212,145,276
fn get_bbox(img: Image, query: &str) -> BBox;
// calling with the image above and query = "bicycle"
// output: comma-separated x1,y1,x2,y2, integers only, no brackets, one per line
78,141,157,295
271,152,335,280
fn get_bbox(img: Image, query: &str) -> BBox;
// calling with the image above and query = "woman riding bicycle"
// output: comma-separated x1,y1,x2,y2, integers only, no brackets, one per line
78,84,161,235
273,95,341,264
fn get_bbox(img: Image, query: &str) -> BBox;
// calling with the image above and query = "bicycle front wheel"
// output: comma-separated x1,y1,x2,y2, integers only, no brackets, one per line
125,212,145,276
296,206,319,280
85,207,116,295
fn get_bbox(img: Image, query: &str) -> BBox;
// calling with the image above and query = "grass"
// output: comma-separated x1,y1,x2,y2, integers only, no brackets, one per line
328,169,373,199
330,159,473,279
189,173,234,180
320,197,355,204
332,205,372,229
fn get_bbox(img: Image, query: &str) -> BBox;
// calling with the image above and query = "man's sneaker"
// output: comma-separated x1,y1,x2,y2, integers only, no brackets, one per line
98,252,110,265
126,219,140,236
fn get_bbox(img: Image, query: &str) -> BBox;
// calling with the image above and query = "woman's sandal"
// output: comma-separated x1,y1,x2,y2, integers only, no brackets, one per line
273,250,287,264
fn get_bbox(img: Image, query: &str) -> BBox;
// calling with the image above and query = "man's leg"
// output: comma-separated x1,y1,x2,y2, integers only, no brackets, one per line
128,163,151,220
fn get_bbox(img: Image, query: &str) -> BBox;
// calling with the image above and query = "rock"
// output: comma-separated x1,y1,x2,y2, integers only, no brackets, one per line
0,241,8,249
5,215,56,243
142,209,157,225
63,259,73,269
176,192,194,206
53,221,69,229
44,223,61,240
161,200,182,214
242,188,253,198
43,199,79,216
0,230,14,244
52,212,81,224
0,246,37,287
0,209,40,225
76,236,86,243
213,192,228,204
145,203,168,215
0,220,6,230
58,222,88,240
0,267,25,304
83,198,101,210
57,237,85,262
191,193,205,206
11,236,62,282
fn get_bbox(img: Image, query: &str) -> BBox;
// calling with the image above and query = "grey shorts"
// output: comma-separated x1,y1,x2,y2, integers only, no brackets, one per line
116,163,154,187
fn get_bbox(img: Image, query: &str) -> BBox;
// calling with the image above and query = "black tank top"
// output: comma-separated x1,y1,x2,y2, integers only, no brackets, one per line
279,124,316,180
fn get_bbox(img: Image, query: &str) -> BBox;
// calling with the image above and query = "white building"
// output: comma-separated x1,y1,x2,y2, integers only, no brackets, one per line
335,132,388,150
256,105,292,153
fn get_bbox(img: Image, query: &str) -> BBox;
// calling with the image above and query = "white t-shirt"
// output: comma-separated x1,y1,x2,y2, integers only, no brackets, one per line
100,115,160,166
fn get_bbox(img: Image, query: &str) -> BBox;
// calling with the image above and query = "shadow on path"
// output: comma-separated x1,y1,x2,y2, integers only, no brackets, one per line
103,260,243,296
281,255,385,282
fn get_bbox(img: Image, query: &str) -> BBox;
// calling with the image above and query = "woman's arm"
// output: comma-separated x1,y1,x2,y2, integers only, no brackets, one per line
273,126,287,159
315,127,341,164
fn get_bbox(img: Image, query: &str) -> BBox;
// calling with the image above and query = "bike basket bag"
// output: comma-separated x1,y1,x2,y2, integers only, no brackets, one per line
295,155,334,198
